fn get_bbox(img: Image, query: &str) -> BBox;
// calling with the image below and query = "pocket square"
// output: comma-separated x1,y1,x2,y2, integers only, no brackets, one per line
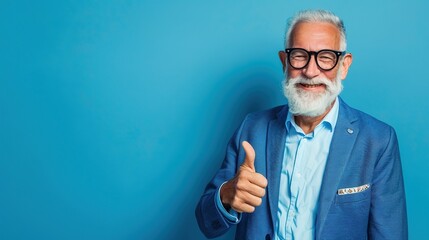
337,184,370,195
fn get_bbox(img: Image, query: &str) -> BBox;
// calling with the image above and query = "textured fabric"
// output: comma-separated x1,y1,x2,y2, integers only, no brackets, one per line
274,99,338,240
195,98,407,240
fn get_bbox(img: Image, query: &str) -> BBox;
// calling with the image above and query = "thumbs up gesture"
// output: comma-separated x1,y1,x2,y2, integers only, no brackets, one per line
220,141,268,213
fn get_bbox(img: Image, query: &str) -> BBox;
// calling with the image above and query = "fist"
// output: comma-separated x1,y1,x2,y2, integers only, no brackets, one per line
220,141,268,213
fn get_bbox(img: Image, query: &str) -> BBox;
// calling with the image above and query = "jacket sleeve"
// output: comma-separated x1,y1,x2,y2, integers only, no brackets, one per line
368,127,408,239
195,117,247,238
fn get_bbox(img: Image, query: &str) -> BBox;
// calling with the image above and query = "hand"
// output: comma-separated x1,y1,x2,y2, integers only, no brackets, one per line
220,141,268,213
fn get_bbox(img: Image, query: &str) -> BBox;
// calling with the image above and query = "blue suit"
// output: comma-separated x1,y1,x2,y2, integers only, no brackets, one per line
196,98,407,239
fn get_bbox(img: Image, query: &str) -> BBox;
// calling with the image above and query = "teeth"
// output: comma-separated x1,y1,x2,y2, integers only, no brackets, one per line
301,83,322,88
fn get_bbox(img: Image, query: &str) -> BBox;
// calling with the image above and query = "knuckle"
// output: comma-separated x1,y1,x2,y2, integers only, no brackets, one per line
236,181,246,191
235,192,245,201
237,173,247,181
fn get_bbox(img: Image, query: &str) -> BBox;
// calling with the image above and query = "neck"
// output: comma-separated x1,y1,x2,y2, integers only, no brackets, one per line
294,100,336,134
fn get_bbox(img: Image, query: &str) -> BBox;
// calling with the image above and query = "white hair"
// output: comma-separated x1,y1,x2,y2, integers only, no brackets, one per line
285,10,347,51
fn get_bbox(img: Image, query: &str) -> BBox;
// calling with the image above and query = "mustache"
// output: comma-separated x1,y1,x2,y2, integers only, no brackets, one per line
288,76,333,86
285,76,341,94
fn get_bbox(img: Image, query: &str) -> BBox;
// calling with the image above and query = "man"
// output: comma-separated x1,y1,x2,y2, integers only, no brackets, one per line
196,10,407,240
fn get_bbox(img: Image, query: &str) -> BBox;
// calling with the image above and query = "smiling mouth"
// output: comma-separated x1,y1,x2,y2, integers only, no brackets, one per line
298,83,325,88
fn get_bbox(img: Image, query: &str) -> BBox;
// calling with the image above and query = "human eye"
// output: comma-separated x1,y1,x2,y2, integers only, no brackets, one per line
318,52,336,63
291,51,308,61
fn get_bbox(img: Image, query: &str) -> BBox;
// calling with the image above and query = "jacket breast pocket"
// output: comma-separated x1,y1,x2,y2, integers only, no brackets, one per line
335,186,371,204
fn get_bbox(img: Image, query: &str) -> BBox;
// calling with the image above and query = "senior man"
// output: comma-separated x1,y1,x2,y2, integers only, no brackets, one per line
196,10,407,240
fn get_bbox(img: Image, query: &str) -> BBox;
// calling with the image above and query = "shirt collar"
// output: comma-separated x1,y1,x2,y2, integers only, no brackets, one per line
285,97,340,134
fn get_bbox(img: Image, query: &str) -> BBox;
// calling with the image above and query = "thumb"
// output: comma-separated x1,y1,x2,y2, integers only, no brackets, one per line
241,141,256,171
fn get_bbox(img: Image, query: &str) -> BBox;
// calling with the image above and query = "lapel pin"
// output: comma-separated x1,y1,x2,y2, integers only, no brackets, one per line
347,128,354,134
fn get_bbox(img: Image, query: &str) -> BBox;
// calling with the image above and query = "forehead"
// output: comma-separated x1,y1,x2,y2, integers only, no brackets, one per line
290,22,341,50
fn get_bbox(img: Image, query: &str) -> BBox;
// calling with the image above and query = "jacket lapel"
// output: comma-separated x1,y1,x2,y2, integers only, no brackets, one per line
266,106,288,229
316,99,359,239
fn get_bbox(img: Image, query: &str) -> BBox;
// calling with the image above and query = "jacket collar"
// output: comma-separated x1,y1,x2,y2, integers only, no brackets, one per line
315,98,359,239
266,104,288,228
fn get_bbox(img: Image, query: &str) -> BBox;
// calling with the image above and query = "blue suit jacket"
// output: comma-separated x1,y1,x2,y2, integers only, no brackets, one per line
196,99,407,240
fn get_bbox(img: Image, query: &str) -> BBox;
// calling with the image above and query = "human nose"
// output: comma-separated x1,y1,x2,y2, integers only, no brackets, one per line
302,55,320,79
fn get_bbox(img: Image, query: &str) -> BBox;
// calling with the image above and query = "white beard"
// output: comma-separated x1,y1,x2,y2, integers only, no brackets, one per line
282,71,343,117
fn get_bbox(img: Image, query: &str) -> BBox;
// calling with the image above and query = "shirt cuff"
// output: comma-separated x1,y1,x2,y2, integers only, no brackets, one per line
215,182,240,223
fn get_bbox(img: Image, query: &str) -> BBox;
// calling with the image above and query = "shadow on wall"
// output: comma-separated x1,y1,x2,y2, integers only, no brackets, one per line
171,62,285,239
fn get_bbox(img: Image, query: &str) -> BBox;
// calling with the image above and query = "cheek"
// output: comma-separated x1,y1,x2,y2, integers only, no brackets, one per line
287,68,301,78
324,71,338,80
327,65,343,80
323,66,341,80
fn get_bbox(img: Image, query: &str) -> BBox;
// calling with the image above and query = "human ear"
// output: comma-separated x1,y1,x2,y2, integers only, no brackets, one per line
340,53,353,80
278,51,287,72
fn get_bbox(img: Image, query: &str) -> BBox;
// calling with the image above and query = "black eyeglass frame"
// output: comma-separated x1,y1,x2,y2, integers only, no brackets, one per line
285,48,346,71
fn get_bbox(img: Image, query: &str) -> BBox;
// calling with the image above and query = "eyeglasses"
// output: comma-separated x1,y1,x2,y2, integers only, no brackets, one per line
285,48,346,71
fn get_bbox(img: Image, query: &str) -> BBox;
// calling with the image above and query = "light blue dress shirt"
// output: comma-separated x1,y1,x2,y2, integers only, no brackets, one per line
274,99,339,240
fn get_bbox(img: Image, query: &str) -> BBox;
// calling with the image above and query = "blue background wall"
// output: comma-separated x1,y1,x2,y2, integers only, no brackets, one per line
1,1,428,239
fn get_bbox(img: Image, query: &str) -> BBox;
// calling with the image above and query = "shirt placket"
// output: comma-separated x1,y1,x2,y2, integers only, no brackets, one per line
285,135,308,239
